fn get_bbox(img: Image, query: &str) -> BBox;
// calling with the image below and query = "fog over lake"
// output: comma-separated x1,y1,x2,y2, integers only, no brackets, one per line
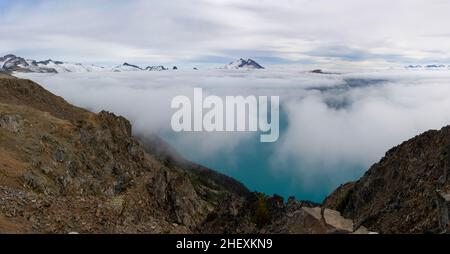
18,68,450,201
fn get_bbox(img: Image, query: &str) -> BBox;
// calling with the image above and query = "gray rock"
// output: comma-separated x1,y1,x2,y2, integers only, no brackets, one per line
23,172,47,192
53,149,65,162
0,114,24,133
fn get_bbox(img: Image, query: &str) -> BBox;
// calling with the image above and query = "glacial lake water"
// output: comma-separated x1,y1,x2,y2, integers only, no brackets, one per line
160,104,366,202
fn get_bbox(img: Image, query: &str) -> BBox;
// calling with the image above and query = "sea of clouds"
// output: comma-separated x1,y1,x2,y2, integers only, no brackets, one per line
17,68,450,201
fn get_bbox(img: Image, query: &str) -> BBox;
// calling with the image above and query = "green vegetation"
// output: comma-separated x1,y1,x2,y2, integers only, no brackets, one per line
335,188,354,212
253,193,270,228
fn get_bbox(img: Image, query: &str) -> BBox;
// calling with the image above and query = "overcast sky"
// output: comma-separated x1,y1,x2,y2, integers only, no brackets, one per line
2,0,450,66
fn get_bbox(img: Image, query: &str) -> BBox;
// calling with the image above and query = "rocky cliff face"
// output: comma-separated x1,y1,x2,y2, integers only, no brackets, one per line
0,74,362,234
324,127,450,233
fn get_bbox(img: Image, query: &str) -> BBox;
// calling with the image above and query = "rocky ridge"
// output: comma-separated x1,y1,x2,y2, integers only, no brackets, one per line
325,127,450,233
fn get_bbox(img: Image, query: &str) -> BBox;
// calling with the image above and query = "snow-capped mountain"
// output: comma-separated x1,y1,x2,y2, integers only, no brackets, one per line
0,54,56,73
405,65,422,69
0,54,104,73
1,54,266,73
405,64,449,69
112,63,143,72
37,59,105,73
114,63,178,72
223,58,264,69
145,65,168,71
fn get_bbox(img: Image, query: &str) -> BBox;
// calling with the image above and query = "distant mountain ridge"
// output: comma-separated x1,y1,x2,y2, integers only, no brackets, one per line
0,54,57,73
405,64,450,69
0,54,178,74
145,65,168,71
223,58,264,69
112,62,143,72
1,54,266,74
0,54,106,73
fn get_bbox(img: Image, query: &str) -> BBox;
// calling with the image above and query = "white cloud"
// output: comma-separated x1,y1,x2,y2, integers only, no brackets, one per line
3,0,450,65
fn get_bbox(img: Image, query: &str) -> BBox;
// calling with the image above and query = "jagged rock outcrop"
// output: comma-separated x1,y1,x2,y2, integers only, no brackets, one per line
0,74,360,234
325,126,450,233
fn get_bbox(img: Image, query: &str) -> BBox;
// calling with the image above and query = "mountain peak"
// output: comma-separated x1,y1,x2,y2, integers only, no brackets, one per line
145,65,168,71
112,62,143,72
3,54,18,59
224,58,264,69
37,59,64,65
122,62,142,69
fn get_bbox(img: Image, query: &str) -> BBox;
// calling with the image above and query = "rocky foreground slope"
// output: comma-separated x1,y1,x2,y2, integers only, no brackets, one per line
0,74,363,234
325,127,450,233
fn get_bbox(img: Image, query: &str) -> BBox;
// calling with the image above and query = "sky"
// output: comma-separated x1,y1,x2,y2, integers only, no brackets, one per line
2,0,450,67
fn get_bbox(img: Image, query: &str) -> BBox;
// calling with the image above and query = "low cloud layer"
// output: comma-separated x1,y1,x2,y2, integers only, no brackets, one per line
18,69,450,201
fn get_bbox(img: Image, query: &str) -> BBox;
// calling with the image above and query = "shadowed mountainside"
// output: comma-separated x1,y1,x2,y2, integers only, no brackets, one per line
325,127,450,233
